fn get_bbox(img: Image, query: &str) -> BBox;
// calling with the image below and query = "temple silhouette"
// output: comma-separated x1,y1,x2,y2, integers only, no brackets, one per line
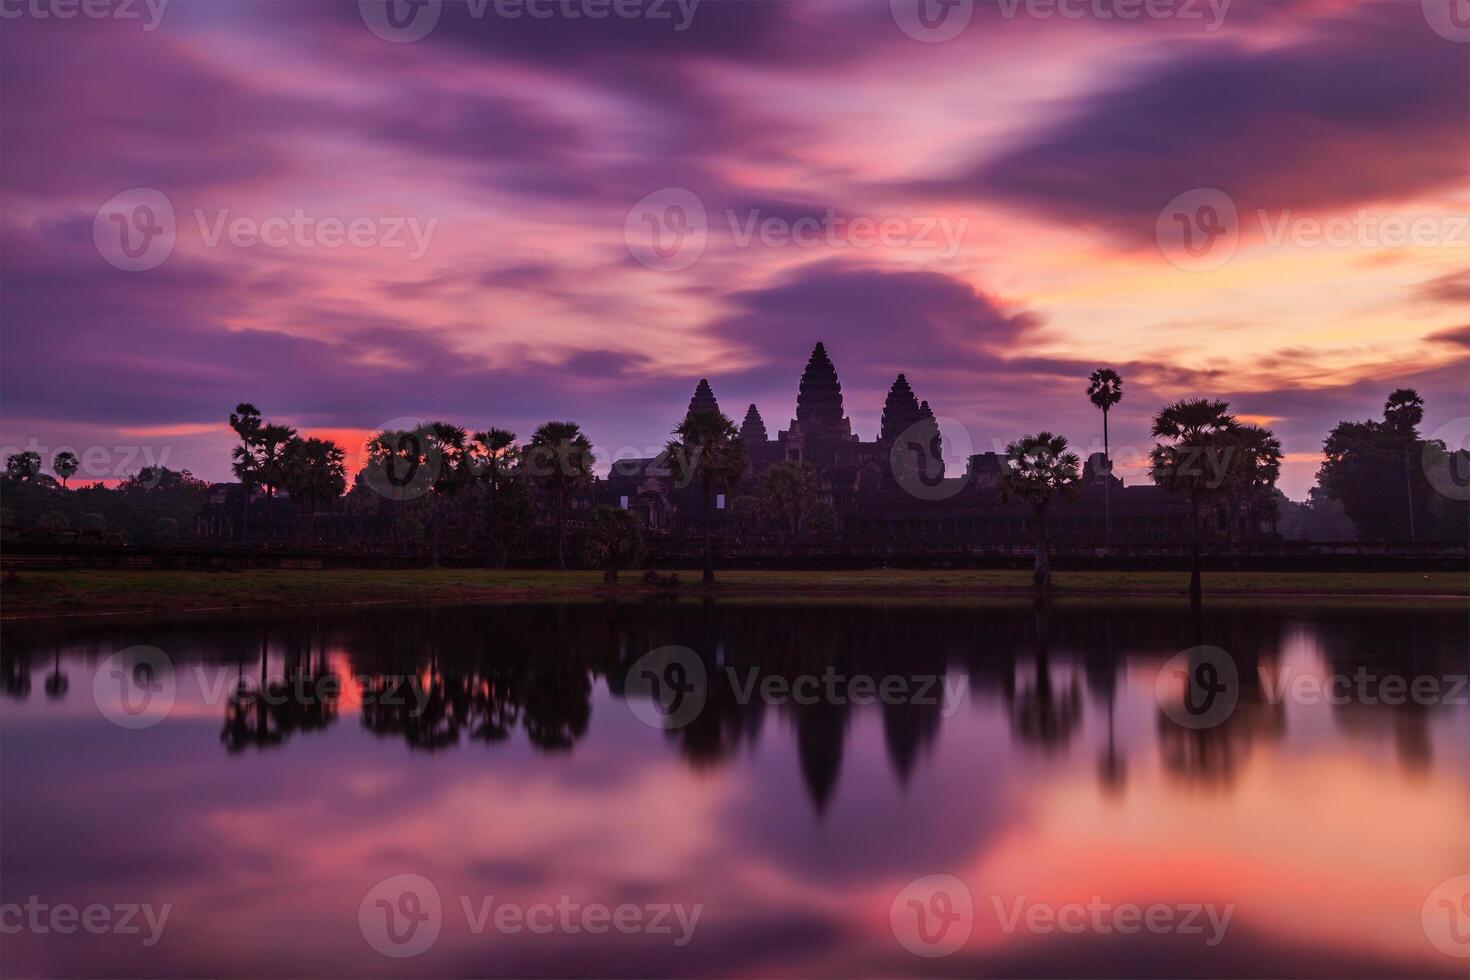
190,340,1272,549
604,341,1211,545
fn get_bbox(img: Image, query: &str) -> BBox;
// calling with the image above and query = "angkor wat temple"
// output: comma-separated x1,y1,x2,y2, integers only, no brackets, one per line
603,342,1209,546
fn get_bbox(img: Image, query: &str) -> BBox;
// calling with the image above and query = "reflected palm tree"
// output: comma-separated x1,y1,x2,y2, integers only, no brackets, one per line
466,652,523,745
1156,603,1286,786
1085,623,1126,796
1011,598,1082,751
522,659,591,751
2,651,32,700
44,648,69,700
222,625,339,752
45,597,1433,795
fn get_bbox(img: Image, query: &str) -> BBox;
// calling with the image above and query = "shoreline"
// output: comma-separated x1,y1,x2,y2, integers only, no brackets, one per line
2,568,1465,622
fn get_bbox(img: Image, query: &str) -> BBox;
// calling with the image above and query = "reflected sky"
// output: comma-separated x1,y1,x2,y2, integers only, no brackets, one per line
2,600,1467,977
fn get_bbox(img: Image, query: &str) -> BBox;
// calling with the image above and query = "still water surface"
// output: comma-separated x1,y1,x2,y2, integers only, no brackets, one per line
2,599,1467,977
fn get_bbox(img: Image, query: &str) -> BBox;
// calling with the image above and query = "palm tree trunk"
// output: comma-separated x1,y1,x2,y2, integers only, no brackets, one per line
1102,408,1111,550
702,473,714,585
555,491,567,570
1033,504,1050,590
1403,443,1416,544
1188,492,1202,605
241,484,250,546
265,488,274,548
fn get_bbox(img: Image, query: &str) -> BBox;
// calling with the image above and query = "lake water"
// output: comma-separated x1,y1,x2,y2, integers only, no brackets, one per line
2,598,1467,977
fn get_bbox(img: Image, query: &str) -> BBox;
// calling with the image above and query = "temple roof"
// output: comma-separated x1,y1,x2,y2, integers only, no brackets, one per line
686,378,720,418
880,373,922,442
740,403,768,443
795,342,848,433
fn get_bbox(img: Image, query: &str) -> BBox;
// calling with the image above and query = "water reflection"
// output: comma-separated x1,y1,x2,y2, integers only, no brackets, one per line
4,599,1464,810
2,599,1466,978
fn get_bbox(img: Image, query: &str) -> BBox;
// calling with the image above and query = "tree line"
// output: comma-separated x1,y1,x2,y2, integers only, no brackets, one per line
4,374,1463,588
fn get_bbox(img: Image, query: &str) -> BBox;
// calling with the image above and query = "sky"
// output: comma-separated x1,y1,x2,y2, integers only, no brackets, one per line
1,0,1467,499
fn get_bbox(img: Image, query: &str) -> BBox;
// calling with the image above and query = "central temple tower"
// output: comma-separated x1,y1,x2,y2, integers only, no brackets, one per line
790,342,854,442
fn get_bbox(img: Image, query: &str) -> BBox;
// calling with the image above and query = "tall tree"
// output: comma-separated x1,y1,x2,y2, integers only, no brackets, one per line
1383,388,1424,544
364,425,438,547
424,422,473,565
52,451,79,489
281,437,347,541
585,505,644,584
1149,399,1239,604
666,409,748,585
1000,432,1081,590
1318,420,1396,541
753,460,822,544
526,421,595,570
1221,424,1282,543
472,428,533,568
255,423,297,545
229,403,263,545
4,451,42,481
1086,368,1124,547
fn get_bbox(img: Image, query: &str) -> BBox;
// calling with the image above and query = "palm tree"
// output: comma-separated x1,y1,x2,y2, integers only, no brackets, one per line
281,437,347,542
1383,388,1424,543
1086,368,1124,547
229,403,262,544
666,409,748,585
52,451,78,489
255,423,297,545
526,421,596,570
1000,432,1082,589
1221,424,1282,544
472,428,533,567
424,422,473,565
1149,399,1239,604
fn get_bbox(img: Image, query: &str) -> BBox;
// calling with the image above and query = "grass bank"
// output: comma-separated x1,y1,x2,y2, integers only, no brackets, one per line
1,568,1465,620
